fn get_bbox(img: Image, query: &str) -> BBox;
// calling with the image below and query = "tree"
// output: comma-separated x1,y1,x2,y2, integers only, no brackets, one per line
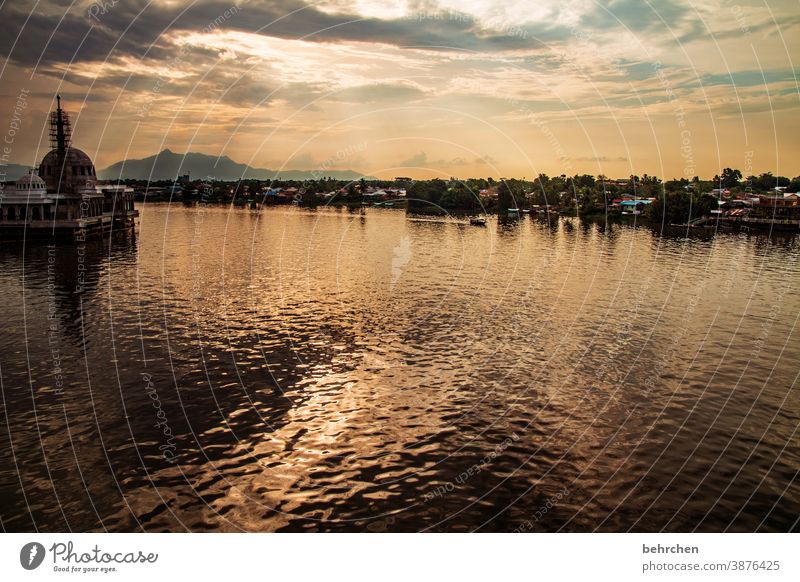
407,179,447,210
579,188,600,215
497,181,515,214
746,172,790,191
664,178,689,193
717,168,742,189
646,191,718,224
440,182,479,210
573,174,595,189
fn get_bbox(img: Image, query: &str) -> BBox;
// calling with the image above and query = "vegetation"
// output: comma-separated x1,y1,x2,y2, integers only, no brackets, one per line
115,169,800,224
645,191,719,225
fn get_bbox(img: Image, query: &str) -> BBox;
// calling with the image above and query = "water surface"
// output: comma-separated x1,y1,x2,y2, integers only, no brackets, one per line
1,204,798,532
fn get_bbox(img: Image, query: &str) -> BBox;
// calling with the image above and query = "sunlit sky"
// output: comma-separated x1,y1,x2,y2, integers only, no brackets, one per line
0,0,797,179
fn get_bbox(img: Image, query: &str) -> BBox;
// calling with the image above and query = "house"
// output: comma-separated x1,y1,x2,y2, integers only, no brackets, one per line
615,198,654,214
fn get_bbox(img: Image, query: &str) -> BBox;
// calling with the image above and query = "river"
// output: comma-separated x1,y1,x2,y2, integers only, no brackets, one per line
0,203,798,532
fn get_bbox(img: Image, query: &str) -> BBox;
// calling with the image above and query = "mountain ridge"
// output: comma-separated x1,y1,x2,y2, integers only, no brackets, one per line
98,149,373,181
0,163,33,183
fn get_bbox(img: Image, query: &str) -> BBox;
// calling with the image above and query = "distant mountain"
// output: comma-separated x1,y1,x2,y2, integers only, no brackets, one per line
0,163,35,182
98,149,372,181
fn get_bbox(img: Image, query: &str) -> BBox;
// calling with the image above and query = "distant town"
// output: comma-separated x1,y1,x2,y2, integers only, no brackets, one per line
110,168,800,231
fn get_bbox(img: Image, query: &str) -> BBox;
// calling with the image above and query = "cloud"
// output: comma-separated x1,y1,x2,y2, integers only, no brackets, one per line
398,151,428,166
474,154,498,165
327,82,426,103
677,11,800,44
701,69,796,88
0,0,797,179
0,0,554,73
580,0,691,32
395,152,499,169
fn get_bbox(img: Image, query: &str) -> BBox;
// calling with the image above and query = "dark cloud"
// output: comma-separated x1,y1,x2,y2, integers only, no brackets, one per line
0,1,170,69
0,0,554,75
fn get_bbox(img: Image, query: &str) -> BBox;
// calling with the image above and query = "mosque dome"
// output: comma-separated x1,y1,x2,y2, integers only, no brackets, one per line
40,146,97,193
14,170,47,192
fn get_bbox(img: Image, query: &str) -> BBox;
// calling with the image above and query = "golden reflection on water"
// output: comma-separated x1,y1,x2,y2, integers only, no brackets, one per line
0,203,798,532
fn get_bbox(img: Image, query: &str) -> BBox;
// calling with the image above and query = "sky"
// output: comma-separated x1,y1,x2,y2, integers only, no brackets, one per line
0,0,798,180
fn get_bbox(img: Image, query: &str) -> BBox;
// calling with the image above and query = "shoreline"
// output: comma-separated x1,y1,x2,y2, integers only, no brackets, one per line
126,200,800,237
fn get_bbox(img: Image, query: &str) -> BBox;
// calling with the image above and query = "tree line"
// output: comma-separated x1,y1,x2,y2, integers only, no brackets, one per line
117,169,800,223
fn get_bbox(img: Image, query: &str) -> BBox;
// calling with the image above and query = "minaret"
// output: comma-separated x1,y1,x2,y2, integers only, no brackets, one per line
49,94,72,153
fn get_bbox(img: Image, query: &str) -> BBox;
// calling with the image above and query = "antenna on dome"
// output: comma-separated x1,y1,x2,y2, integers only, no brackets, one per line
49,95,71,153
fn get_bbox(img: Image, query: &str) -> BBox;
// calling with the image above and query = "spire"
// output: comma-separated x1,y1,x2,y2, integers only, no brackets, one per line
49,95,71,153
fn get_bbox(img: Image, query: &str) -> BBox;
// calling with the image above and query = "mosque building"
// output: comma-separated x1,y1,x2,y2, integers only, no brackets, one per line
0,96,138,239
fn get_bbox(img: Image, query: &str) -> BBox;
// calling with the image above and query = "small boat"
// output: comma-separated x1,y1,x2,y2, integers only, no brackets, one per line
469,217,487,226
